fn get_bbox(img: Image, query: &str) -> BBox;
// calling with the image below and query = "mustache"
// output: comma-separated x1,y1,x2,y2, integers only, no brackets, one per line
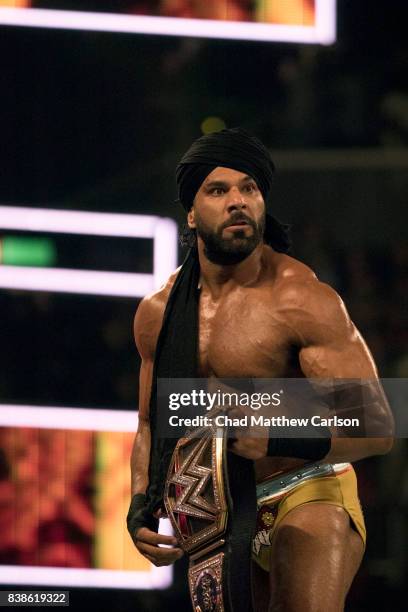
220,212,257,231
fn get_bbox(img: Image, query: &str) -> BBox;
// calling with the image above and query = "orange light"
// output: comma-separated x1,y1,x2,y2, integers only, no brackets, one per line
0,1,31,7
256,0,315,26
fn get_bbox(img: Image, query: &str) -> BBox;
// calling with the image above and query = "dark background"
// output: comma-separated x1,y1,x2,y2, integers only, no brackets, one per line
1,1,407,610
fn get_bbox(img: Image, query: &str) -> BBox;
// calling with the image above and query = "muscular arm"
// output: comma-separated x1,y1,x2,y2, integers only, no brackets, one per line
231,276,393,465
130,359,153,495
129,290,183,565
291,280,394,462
130,272,179,493
130,297,157,495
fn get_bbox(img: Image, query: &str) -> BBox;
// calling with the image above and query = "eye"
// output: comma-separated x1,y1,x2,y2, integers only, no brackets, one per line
209,187,225,196
244,182,257,193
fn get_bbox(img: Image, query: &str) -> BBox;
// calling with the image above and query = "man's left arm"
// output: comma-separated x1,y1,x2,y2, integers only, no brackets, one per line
295,280,394,462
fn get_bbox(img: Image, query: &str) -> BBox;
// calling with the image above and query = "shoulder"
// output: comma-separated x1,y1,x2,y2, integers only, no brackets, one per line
133,267,181,359
268,251,352,342
268,250,317,286
270,251,343,312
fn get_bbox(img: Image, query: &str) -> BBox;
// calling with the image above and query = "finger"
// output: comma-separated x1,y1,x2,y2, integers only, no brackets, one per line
136,527,178,546
228,438,267,460
142,553,172,568
136,540,181,556
137,541,184,564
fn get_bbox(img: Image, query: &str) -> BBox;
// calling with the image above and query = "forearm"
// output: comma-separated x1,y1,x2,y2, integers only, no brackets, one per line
130,419,151,495
312,379,394,463
324,436,393,464
261,428,393,466
128,418,160,540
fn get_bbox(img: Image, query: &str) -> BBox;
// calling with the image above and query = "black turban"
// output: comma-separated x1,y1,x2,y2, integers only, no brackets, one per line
176,127,275,211
175,127,291,254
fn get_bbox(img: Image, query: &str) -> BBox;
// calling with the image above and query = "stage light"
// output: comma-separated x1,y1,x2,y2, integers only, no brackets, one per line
0,236,56,266
0,1,337,45
201,116,226,134
0,404,138,431
0,206,178,297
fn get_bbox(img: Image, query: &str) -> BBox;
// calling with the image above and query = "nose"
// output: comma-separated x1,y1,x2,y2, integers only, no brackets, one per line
226,186,246,213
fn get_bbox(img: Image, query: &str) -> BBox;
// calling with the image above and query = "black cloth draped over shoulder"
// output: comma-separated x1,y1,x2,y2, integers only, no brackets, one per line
145,248,200,519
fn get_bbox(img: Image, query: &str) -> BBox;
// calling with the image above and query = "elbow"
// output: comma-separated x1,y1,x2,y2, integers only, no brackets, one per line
375,437,394,456
373,406,395,455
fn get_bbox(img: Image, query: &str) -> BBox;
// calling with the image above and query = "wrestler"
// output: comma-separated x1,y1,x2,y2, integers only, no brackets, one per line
128,128,393,611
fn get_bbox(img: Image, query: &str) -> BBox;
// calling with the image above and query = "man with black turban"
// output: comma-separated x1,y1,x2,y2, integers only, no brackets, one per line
128,128,393,611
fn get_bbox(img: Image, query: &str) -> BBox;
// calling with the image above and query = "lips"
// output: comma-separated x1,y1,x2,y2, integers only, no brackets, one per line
226,224,247,229
224,220,251,231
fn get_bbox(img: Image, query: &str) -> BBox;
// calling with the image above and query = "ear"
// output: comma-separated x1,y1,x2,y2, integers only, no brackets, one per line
187,208,196,229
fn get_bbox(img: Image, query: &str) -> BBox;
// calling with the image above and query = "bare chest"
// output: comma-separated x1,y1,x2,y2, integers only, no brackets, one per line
198,290,296,378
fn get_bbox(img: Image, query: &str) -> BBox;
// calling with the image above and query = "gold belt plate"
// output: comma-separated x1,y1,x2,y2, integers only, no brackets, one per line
164,425,228,554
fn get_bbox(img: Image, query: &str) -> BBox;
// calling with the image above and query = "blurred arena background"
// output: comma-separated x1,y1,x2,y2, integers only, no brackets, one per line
0,1,407,610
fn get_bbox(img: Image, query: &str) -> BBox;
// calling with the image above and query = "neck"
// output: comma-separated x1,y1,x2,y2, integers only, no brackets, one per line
197,240,264,298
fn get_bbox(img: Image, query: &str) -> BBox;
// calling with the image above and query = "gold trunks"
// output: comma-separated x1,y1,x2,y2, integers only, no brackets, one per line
252,462,366,572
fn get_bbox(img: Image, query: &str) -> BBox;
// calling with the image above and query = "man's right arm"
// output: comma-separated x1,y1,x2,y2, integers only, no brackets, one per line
130,288,168,494
128,293,183,566
130,358,153,496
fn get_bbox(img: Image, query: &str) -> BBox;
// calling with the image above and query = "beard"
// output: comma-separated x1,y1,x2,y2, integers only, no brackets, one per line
195,210,265,265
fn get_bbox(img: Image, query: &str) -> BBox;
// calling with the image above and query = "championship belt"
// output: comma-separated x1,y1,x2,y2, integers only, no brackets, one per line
164,422,257,612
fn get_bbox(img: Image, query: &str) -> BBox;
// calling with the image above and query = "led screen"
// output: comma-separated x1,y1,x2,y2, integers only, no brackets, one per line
0,405,172,589
0,0,336,44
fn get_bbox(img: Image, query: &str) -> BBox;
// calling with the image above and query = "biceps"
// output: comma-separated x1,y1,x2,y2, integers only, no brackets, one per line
299,338,393,438
299,335,378,379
